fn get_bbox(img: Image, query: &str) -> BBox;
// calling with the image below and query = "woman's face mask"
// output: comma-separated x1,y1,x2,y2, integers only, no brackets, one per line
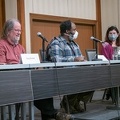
69,31,79,41
108,30,118,41
108,34,118,41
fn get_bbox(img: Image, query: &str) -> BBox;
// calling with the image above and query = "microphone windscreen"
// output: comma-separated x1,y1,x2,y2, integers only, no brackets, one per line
90,36,94,40
37,32,42,36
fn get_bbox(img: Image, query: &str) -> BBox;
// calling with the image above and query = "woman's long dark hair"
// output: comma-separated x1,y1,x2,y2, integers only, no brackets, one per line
105,26,120,46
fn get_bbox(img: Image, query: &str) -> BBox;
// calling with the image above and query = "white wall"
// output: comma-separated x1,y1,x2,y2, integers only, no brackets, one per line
5,0,17,20
31,0,96,20
101,0,120,41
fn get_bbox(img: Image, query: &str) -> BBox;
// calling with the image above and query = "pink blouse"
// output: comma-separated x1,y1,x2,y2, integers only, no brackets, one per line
101,42,113,60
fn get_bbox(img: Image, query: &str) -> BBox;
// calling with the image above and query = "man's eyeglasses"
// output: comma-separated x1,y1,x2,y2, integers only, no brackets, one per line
12,29,22,32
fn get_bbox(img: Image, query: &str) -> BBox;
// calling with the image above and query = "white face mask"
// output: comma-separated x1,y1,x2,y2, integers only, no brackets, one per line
69,31,79,41
73,31,78,39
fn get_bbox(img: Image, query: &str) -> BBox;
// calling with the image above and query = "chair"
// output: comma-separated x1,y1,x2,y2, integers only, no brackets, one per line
85,49,96,61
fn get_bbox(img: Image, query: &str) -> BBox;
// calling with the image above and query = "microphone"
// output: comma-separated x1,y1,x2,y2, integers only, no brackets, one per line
90,36,104,43
37,32,48,42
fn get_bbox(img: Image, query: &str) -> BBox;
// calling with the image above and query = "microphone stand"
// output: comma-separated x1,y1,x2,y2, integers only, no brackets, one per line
41,38,48,62
92,41,102,61
42,39,45,62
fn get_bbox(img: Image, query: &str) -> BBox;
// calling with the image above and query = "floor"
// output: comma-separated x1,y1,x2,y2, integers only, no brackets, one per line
2,90,119,120
34,90,120,120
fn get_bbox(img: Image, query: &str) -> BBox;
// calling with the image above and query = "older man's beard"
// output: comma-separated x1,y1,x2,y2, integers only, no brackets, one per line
13,37,20,44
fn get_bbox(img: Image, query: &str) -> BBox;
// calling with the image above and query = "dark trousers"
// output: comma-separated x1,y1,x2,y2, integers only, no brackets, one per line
34,98,57,119
106,87,119,103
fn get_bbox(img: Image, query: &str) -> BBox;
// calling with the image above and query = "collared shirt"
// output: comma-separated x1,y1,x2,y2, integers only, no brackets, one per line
0,39,25,64
48,36,82,62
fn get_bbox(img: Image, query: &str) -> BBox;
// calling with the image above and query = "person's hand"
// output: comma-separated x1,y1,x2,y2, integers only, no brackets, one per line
74,56,85,62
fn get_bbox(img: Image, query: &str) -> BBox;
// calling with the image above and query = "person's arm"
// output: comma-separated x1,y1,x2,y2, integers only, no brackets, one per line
101,42,113,60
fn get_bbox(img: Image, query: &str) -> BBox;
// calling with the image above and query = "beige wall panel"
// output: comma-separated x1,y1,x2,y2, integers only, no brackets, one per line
5,0,17,20
68,0,96,20
118,0,120,29
32,0,96,19
32,0,68,16
101,0,119,41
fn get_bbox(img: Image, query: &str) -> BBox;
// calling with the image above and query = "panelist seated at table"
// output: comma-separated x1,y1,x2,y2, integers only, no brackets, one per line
0,19,25,64
46,20,94,114
0,19,25,119
101,26,120,102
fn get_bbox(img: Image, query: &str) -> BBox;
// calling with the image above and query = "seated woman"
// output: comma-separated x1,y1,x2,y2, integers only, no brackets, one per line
101,26,120,103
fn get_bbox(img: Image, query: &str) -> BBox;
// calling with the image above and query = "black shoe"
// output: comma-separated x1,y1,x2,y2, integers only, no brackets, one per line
42,114,55,120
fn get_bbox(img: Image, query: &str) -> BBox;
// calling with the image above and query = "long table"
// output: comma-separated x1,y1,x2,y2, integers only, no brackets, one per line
0,60,120,119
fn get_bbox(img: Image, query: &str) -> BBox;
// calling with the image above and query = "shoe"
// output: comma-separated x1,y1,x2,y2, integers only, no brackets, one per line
80,101,86,111
74,101,85,113
56,111,72,120
42,114,56,120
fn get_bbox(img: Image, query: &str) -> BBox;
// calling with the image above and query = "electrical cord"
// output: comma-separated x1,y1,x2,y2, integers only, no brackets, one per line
53,60,75,120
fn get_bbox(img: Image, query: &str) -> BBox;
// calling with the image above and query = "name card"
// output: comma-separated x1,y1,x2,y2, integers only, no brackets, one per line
21,54,40,64
98,55,108,61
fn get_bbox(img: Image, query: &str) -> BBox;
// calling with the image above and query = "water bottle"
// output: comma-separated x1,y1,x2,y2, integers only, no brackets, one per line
112,54,118,60
118,50,120,60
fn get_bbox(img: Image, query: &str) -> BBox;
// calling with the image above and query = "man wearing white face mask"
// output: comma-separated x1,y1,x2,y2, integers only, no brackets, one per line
46,20,94,114
66,30,79,41
47,20,84,62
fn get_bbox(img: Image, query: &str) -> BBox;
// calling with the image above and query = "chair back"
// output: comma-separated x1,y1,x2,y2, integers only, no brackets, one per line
85,49,96,61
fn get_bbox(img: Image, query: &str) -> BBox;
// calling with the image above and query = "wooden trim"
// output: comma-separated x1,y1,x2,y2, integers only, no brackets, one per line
0,0,6,37
17,0,26,50
31,13,97,26
30,13,98,41
96,0,102,39
96,0,102,52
